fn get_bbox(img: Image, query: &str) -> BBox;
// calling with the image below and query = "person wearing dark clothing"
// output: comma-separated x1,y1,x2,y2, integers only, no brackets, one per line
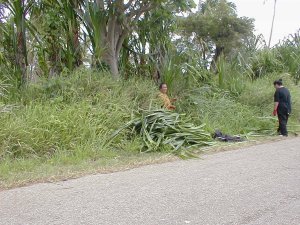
273,79,291,136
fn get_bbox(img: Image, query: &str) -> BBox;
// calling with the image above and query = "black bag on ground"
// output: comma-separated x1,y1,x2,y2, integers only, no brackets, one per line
213,130,244,142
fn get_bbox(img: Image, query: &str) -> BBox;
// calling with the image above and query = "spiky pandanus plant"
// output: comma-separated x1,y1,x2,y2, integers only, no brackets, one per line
2,0,34,84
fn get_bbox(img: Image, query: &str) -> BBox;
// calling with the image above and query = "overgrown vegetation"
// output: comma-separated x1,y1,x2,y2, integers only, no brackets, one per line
0,0,299,188
0,68,299,188
0,68,299,163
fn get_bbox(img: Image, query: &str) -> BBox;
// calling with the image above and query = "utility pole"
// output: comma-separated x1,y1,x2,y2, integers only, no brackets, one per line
198,0,202,12
268,0,278,48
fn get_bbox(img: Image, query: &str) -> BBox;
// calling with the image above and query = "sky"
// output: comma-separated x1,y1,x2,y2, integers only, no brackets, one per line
228,0,300,46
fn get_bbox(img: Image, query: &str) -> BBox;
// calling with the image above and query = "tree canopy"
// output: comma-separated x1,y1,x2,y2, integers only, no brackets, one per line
1,0,298,84
178,0,254,70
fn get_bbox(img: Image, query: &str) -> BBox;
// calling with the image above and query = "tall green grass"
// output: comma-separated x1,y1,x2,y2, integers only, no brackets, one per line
0,66,299,184
234,30,300,83
0,69,160,160
176,70,299,136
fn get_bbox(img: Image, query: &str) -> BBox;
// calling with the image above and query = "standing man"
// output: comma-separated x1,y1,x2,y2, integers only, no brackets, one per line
273,79,292,136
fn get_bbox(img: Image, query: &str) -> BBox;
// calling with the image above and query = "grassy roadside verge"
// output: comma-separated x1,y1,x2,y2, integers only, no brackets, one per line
1,135,296,190
0,70,299,190
0,151,176,190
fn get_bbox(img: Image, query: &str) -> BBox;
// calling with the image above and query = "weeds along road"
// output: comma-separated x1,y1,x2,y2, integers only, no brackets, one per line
1,137,300,225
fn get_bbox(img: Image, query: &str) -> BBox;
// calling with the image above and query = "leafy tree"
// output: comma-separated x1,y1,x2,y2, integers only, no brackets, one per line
29,0,83,76
80,0,194,78
56,0,83,70
122,1,195,78
178,0,254,70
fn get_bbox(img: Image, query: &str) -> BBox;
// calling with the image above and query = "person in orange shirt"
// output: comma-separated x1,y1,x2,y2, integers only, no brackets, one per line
158,83,176,110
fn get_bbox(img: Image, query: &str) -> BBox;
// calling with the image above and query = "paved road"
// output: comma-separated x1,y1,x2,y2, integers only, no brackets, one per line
1,138,300,225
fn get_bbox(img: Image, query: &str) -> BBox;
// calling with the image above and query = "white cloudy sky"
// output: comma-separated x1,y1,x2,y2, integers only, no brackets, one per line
226,0,300,46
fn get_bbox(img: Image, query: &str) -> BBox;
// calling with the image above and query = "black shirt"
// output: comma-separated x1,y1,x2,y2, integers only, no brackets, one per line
274,87,291,113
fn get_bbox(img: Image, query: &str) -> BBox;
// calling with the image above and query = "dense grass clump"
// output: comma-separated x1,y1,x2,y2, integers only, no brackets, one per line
0,69,160,160
179,87,274,135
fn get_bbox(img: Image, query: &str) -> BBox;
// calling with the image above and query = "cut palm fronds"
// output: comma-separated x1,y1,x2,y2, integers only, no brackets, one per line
108,110,215,153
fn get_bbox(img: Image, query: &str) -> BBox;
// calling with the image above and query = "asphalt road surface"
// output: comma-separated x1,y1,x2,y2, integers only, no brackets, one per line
1,138,300,225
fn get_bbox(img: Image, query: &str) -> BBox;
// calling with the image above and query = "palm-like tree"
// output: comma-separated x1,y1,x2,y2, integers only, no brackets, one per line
29,0,84,76
2,0,35,84
56,0,83,69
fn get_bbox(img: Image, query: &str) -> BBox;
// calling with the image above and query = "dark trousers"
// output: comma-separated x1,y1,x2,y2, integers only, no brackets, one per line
277,108,289,136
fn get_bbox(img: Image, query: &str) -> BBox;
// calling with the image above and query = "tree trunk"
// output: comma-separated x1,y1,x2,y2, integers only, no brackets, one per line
16,26,27,84
108,57,119,79
102,17,127,79
72,0,82,68
48,35,62,77
104,51,119,79
73,26,82,67
210,46,224,72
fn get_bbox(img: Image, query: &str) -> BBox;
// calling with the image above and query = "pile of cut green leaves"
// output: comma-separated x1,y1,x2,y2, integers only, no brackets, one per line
110,110,214,153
